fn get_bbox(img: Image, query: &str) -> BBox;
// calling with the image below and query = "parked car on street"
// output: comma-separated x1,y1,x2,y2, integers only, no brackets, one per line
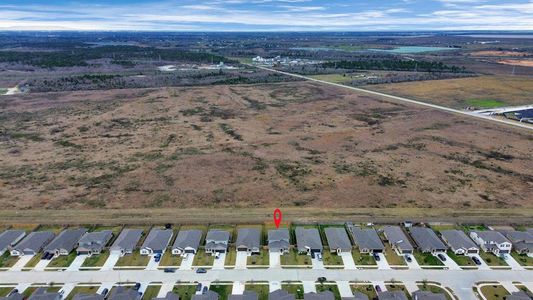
196,268,207,274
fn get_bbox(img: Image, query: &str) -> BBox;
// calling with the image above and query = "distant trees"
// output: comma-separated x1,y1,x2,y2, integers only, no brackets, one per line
322,59,467,73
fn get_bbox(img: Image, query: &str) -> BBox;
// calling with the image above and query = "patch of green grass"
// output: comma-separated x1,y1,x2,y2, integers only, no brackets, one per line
209,284,231,300
247,250,269,266
66,286,100,300
192,249,214,266
352,251,376,265
480,285,509,300
160,251,183,267
224,247,236,266
142,286,161,300
413,251,443,266
48,252,77,268
115,251,149,267
0,252,19,268
282,284,304,299
478,252,508,267
280,249,311,266
0,287,15,297
446,251,475,266
24,255,42,269
351,285,377,299
466,99,505,108
321,251,344,266
316,284,341,300
81,251,110,268
172,285,196,300
510,252,533,266
385,284,412,300
245,284,269,300
417,283,452,300
384,245,407,266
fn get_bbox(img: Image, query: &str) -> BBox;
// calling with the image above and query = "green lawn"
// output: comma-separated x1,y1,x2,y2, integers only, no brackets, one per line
446,251,475,266
192,249,214,266
478,252,508,267
245,284,269,300
322,251,343,266
385,284,412,300
316,284,341,300
280,249,311,266
0,287,15,297
48,252,77,268
309,74,352,84
384,245,406,266
247,251,269,266
281,284,304,299
209,284,231,300
429,224,458,234
510,252,533,266
115,252,149,267
66,286,100,300
24,255,42,269
466,99,505,108
351,285,377,299
160,251,183,267
352,251,376,265
142,286,161,300
479,285,510,300
225,247,236,266
82,251,110,268
0,253,19,268
36,225,66,234
417,284,452,300
173,285,197,300
413,251,443,266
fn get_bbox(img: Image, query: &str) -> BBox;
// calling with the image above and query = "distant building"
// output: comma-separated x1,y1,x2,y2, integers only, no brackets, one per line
140,229,173,255
172,230,202,255
10,231,54,256
409,227,447,254
268,229,290,254
383,226,414,254
110,229,143,256
0,230,26,256
44,228,87,256
499,230,533,254
440,230,479,255
295,228,323,255
470,231,512,255
351,228,384,253
77,230,113,256
324,228,352,254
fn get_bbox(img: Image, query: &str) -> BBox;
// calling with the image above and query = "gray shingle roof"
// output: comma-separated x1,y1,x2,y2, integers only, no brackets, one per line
108,287,141,300
192,291,219,300
506,291,532,300
111,229,143,252
172,230,202,251
28,288,61,300
351,228,384,251
0,230,26,254
142,229,173,252
409,227,447,252
324,228,352,251
78,230,113,252
295,228,323,252
268,229,290,252
228,291,258,300
471,231,510,244
440,230,478,251
152,292,180,300
499,230,533,253
377,291,408,300
11,231,54,254
0,292,24,300
44,228,87,254
304,291,335,300
383,226,413,252
236,229,261,250
412,291,447,300
343,292,369,300
269,290,295,300
72,294,105,300
205,230,230,251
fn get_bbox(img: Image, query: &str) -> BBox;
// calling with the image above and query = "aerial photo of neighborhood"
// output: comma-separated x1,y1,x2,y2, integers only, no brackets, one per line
0,0,532,300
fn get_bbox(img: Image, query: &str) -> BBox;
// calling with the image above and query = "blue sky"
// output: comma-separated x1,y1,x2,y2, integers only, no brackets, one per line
1,0,532,31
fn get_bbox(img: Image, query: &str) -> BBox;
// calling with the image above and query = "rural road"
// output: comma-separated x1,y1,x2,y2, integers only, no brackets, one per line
255,66,533,131
1,268,531,300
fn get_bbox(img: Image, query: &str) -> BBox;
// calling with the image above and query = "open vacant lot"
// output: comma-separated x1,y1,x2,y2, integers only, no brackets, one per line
0,81,532,211
368,75,533,109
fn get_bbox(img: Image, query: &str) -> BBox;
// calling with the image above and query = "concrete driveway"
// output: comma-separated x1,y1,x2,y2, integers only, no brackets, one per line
339,252,356,269
60,283,77,299
373,281,387,292
436,253,461,270
235,252,248,269
467,254,490,270
375,253,390,270
213,253,226,269
311,257,324,270
145,255,161,270
33,258,51,271
157,283,175,297
67,255,88,271
337,281,353,298
503,254,524,270
269,252,281,269
180,254,195,270
404,254,420,269
269,281,281,292
303,281,317,293
232,281,245,294
10,255,33,271
101,253,121,271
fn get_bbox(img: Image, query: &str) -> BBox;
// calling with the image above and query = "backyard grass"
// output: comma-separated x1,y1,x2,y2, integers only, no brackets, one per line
352,251,376,265
35,225,66,234
413,251,443,266
90,225,124,235
321,251,343,266
209,284,232,300
429,224,458,234
417,284,453,300
115,251,149,267
479,285,510,300
48,252,77,268
0,287,15,297
173,285,197,300
446,251,475,266
351,285,377,299
142,285,161,300
159,251,183,267
245,284,269,300
316,284,341,300
478,252,508,267
510,252,533,266
9,223,39,232
225,247,236,266
0,253,19,268
280,249,311,266
384,245,407,266
193,249,214,266
385,284,412,300
247,251,269,266
81,251,110,268
281,284,304,299
66,286,100,300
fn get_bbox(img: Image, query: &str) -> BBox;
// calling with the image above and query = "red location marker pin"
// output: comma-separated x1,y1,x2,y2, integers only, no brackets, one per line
273,208,282,229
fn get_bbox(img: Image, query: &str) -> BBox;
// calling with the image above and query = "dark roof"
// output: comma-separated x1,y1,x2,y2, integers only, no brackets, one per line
108,287,141,300
205,230,230,251
72,294,105,300
236,229,261,249
440,230,478,251
343,292,369,300
412,291,447,300
0,230,26,252
351,228,384,251
111,229,143,252
192,291,219,300
383,226,413,251
0,292,24,300
142,229,173,251
44,228,87,253
173,230,202,251
12,231,54,253
324,228,352,251
152,292,180,300
28,288,61,300
506,291,532,300
409,227,447,252
295,228,323,252
269,290,295,300
304,291,335,300
377,291,408,300
268,229,290,251
228,291,258,300
78,230,113,252
470,231,510,244
499,230,533,253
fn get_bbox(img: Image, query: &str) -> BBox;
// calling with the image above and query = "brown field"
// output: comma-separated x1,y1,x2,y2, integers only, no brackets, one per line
497,59,533,67
469,51,530,57
368,75,533,109
0,81,532,214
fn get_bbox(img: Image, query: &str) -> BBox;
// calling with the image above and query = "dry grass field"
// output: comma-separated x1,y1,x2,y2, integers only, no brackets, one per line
368,75,533,109
0,81,532,213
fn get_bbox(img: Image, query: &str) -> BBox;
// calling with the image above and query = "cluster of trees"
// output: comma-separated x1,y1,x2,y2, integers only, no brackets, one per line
322,59,467,73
